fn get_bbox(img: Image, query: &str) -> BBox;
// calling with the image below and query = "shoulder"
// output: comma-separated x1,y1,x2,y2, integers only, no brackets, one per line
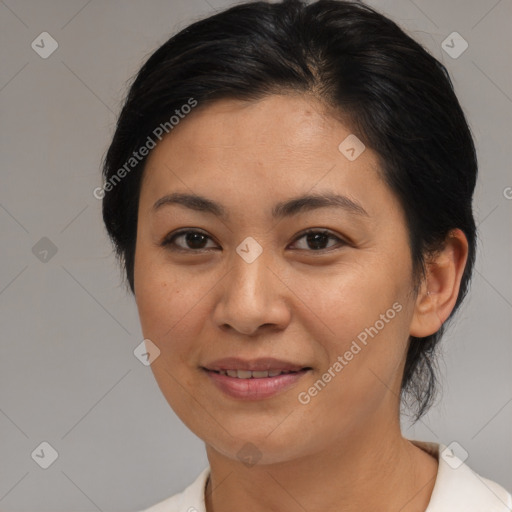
411,440,512,512
138,466,210,512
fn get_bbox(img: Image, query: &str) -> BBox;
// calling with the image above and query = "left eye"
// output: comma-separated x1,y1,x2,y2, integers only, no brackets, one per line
291,229,345,251
161,229,345,252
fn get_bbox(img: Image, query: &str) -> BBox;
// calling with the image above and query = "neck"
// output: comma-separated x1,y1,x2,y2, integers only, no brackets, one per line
204,423,437,512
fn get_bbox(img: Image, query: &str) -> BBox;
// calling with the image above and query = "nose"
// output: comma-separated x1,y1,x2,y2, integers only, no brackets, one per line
212,249,292,336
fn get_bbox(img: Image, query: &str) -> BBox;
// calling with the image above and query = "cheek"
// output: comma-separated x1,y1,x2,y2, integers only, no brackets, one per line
294,258,411,407
134,256,223,378
293,256,404,340
134,248,190,343
136,276,199,343
134,260,210,419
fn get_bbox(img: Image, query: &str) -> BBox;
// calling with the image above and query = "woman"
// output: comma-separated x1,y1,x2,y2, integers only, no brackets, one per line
100,0,512,510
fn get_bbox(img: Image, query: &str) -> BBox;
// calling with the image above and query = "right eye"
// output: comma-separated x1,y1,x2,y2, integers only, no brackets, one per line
161,229,219,252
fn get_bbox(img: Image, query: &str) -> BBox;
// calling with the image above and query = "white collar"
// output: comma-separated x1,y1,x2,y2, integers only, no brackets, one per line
142,440,512,511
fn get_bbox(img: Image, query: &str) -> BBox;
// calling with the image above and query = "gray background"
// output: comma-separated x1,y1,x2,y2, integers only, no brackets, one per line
0,0,511,510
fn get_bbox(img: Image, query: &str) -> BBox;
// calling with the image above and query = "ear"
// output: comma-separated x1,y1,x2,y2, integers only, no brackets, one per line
409,229,469,338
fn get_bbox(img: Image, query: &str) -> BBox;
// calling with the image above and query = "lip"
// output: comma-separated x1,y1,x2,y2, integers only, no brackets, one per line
203,357,308,372
203,367,311,400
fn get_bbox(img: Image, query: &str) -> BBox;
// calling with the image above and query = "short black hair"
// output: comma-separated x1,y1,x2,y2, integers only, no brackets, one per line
101,0,477,421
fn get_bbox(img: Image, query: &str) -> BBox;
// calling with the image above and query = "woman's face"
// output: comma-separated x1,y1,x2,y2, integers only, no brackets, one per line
134,94,421,464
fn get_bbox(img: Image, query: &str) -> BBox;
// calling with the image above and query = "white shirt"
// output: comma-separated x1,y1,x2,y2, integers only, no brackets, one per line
140,440,512,511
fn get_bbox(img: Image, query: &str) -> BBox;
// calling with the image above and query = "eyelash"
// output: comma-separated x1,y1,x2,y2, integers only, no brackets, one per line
161,229,347,254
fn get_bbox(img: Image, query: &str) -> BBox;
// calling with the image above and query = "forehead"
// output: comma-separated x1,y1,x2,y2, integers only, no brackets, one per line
138,94,394,222
144,95,374,174
146,95,356,170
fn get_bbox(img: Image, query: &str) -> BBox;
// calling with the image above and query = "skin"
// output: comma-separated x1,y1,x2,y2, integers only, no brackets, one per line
133,94,468,512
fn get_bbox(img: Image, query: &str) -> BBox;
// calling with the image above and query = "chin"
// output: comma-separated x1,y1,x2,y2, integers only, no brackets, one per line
202,421,319,465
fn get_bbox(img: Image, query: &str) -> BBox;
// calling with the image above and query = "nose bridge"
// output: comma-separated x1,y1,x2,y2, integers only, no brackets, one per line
214,241,289,334
228,242,273,306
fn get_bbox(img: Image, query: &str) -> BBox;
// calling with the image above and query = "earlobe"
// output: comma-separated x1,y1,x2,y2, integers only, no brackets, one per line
409,229,469,338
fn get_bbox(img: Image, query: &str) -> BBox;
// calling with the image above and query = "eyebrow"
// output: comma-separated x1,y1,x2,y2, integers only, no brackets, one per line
152,191,369,219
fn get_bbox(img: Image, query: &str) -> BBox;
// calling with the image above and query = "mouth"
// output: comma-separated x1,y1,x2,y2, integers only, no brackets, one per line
205,368,310,379
201,361,312,400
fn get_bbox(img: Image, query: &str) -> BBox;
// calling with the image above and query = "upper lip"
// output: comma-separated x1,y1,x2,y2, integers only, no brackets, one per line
202,357,310,372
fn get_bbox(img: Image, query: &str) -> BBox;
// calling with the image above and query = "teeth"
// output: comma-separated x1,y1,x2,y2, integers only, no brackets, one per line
252,370,270,378
217,369,296,379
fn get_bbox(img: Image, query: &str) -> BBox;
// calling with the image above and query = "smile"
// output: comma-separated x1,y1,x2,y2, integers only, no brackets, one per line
204,367,311,400
210,369,299,379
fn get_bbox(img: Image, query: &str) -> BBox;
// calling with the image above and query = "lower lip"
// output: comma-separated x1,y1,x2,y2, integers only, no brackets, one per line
204,369,310,400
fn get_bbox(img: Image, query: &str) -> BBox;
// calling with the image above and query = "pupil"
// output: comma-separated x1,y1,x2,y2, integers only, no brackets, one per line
307,233,328,250
186,232,206,249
